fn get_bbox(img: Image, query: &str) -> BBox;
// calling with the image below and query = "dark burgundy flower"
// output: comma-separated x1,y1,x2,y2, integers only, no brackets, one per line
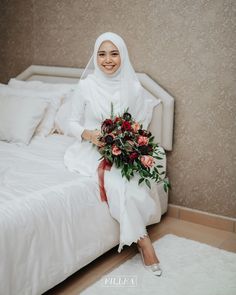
122,112,132,121
102,119,115,133
102,119,113,126
102,119,113,128
138,129,144,136
108,124,116,133
138,129,151,137
138,145,149,155
129,152,139,161
112,138,121,148
124,135,131,141
121,154,129,163
104,135,114,145
147,145,153,153
121,121,131,131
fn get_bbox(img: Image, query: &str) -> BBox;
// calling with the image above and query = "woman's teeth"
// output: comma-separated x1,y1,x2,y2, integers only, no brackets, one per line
104,65,114,70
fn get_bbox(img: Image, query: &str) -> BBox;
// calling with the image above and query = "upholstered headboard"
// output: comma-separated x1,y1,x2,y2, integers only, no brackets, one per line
16,65,174,151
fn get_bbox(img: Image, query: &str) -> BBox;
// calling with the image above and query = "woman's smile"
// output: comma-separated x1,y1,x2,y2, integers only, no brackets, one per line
97,40,121,75
103,65,115,70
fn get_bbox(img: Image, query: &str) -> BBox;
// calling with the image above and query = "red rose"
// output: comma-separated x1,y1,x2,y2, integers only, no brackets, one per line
114,117,121,123
129,152,139,161
121,121,131,131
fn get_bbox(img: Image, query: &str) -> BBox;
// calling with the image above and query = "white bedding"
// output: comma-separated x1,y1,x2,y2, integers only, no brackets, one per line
0,135,121,295
0,134,166,295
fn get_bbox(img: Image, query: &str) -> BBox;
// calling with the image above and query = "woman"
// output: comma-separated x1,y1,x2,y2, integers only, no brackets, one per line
64,32,163,276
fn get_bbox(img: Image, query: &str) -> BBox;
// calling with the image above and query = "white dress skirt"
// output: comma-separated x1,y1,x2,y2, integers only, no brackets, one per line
64,139,162,253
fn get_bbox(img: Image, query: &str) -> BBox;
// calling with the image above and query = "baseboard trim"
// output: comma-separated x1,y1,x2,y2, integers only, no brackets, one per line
166,204,236,233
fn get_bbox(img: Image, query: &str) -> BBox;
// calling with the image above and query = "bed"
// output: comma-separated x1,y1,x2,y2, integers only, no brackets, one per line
0,65,174,295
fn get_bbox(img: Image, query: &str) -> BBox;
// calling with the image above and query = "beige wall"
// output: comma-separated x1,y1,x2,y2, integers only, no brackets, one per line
1,0,235,218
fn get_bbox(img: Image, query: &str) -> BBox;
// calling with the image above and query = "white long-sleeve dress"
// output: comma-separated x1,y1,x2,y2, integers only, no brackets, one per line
64,78,163,252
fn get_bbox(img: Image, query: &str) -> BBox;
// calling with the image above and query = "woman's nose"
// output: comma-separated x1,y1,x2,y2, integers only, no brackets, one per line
105,54,111,63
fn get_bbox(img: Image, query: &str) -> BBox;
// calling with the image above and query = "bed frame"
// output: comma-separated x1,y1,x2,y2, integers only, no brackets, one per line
16,65,174,151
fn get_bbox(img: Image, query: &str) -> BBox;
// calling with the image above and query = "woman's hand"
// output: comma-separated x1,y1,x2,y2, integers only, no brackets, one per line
90,130,104,147
82,129,104,147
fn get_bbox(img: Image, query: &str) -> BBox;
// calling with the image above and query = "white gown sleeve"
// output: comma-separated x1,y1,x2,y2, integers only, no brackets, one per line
133,85,160,130
67,83,86,142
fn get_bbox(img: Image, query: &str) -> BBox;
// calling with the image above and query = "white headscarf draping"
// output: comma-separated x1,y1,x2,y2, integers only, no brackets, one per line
77,32,157,127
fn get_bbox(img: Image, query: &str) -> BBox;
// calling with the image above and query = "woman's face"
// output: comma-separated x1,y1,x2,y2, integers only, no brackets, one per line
97,41,121,75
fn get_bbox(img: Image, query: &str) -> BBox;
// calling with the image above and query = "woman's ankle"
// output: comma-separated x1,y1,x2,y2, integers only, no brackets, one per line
142,247,159,264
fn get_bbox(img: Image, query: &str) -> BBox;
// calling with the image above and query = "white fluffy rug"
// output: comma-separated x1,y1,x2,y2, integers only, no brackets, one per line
81,234,236,295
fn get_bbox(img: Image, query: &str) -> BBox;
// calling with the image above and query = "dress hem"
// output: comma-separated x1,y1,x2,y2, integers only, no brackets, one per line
117,230,149,253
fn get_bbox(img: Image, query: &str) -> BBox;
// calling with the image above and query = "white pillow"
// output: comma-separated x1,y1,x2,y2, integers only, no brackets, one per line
0,85,64,136
54,95,72,135
0,94,48,144
8,78,76,95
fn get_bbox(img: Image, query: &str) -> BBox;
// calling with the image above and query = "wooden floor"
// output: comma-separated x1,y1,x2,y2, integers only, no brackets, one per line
44,214,236,295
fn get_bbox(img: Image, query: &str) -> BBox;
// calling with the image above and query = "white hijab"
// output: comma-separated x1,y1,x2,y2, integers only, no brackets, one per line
78,32,157,127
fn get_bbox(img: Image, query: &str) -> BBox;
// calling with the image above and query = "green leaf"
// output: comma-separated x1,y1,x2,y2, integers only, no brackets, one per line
163,179,171,191
154,156,163,160
163,183,167,193
110,102,114,119
138,178,144,185
145,179,151,189
149,136,154,141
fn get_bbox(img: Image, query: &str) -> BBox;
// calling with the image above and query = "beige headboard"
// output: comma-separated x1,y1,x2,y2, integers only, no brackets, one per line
16,65,174,151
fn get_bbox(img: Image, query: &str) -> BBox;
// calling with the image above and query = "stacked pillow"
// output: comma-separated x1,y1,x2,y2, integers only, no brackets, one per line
8,79,76,136
0,80,76,144
0,94,48,144
8,78,75,95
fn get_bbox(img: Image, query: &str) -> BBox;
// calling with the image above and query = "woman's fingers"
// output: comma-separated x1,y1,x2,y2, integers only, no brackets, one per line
94,130,101,138
90,129,104,147
97,141,104,147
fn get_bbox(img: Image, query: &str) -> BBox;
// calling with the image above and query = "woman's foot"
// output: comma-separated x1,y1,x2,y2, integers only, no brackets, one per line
137,234,159,265
137,234,162,276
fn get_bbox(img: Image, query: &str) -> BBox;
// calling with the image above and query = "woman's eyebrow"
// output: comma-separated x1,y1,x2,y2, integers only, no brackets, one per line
98,50,119,53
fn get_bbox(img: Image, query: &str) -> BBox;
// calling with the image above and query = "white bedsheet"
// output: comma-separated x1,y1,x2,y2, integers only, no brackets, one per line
0,134,166,295
0,135,120,295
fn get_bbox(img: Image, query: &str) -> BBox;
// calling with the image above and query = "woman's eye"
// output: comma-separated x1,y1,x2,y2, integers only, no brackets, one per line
112,53,119,56
98,53,105,57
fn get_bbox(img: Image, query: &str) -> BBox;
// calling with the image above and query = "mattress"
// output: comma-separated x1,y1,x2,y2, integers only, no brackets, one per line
0,134,167,294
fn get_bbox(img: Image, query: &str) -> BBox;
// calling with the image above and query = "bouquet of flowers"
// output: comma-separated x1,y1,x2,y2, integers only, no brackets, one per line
98,103,171,193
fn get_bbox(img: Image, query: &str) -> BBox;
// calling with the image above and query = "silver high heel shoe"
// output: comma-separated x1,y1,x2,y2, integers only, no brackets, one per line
137,245,162,276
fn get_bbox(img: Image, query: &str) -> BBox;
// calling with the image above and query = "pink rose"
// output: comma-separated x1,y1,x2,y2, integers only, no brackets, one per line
132,122,140,133
112,145,121,156
141,155,155,168
137,136,149,146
